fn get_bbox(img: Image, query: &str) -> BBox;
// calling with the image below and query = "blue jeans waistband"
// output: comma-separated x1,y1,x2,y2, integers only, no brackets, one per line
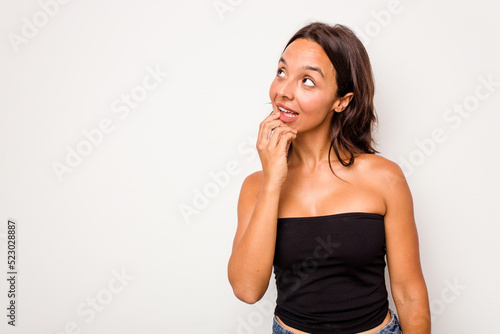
272,309,402,334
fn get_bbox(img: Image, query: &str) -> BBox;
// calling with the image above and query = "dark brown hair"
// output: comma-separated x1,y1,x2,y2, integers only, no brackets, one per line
285,22,377,170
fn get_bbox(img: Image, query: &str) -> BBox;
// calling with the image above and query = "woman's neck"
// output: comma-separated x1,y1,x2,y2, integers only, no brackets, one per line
288,128,334,171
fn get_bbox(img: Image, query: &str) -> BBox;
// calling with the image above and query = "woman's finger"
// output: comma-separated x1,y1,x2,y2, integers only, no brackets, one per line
258,118,286,144
267,126,296,148
274,130,296,155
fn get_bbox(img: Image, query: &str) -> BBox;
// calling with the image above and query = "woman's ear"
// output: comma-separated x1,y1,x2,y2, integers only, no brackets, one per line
332,92,354,113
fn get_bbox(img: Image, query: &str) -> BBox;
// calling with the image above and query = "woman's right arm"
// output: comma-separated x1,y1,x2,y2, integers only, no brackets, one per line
227,112,296,304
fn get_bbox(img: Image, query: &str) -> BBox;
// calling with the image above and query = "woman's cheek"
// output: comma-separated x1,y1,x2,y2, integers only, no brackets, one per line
269,78,279,100
298,94,322,113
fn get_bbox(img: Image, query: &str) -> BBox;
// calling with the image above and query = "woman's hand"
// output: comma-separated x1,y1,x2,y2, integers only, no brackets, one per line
256,112,297,188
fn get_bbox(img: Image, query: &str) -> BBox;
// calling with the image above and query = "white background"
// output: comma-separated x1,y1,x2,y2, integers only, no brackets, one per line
1,0,499,333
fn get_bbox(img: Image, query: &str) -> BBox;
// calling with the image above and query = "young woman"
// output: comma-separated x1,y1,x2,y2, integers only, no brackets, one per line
228,22,430,334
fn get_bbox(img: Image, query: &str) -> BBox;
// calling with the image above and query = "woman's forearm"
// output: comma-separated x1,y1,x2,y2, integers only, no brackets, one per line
394,284,431,333
228,182,282,303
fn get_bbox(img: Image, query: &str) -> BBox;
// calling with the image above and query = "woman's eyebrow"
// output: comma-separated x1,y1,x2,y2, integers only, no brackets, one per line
278,57,324,78
304,65,324,78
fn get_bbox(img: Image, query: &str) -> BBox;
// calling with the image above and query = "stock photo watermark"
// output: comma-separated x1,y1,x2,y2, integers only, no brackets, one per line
277,235,340,292
6,219,18,326
399,74,498,176
51,64,168,183
213,0,244,21
47,268,134,334
7,0,74,53
178,134,258,225
353,0,403,46
430,277,466,322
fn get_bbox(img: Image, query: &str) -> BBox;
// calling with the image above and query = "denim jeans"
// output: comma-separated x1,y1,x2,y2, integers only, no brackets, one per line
272,309,402,334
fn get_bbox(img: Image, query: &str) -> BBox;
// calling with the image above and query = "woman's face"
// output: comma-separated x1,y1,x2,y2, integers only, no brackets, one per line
269,38,339,132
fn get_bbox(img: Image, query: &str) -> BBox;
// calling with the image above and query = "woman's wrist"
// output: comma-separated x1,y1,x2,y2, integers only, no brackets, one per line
261,178,284,194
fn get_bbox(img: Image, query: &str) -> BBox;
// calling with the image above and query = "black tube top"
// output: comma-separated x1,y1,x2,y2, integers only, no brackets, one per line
273,212,388,334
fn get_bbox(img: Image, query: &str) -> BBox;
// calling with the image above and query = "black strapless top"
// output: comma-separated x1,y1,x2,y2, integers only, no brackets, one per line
273,212,388,334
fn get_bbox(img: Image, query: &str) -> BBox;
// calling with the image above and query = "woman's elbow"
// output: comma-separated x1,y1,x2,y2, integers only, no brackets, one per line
232,287,263,304
228,277,266,304
227,258,270,304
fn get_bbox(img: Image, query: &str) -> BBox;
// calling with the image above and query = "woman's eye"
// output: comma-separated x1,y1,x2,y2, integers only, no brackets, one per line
303,78,315,87
277,69,285,77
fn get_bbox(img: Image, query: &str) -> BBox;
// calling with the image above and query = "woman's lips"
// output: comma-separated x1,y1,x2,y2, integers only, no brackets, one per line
277,104,298,123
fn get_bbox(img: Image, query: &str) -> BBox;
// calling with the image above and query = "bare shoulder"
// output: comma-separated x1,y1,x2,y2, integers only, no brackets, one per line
355,154,407,187
237,171,264,219
240,171,264,196
354,154,411,211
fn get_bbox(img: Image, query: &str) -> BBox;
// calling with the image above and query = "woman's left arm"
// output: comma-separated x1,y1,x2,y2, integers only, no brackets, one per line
381,162,431,334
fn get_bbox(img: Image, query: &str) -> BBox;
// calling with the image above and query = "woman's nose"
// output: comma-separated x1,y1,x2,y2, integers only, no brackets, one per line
278,79,294,100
